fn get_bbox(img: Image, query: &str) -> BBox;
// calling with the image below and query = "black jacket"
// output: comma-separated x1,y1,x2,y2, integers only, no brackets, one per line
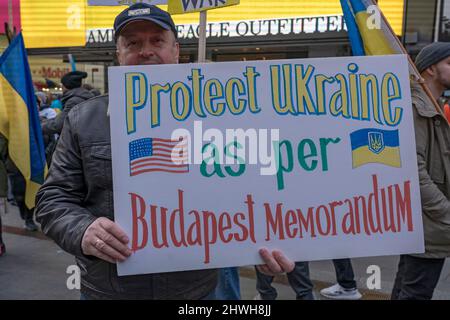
35,95,217,299
41,87,95,135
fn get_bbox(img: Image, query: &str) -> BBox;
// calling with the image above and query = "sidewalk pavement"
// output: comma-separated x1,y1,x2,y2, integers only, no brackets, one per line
1,201,449,300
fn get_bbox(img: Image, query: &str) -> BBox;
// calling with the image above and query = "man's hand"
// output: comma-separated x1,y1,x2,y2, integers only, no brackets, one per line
81,217,132,264
257,248,295,276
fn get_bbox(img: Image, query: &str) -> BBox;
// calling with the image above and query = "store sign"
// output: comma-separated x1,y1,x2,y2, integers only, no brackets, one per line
176,14,346,39
32,66,71,81
28,58,71,83
28,57,106,93
87,0,167,5
87,29,115,44
86,15,346,44
168,0,240,14
21,0,404,48
108,55,423,275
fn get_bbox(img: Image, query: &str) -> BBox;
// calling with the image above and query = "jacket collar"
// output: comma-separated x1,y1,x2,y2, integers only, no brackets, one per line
411,84,442,119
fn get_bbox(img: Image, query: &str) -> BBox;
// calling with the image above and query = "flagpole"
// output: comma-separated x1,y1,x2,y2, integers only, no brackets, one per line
6,0,14,41
68,54,77,71
198,10,207,63
368,0,448,122
8,0,13,27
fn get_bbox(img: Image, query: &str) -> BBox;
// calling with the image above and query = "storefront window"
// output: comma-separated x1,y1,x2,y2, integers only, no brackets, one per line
439,0,450,41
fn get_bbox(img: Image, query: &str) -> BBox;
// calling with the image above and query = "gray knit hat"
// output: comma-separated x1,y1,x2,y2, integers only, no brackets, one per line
415,42,450,73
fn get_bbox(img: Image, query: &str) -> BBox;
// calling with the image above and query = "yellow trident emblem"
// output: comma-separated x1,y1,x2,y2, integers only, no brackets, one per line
368,132,385,154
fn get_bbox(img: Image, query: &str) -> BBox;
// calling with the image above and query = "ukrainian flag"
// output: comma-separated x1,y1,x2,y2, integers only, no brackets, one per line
340,0,400,56
0,33,46,209
350,128,401,168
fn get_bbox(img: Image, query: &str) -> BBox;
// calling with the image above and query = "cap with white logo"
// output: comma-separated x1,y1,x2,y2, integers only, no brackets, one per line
114,3,177,40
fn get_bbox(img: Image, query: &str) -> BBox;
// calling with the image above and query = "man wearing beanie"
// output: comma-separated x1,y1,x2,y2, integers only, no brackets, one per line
41,70,94,135
391,42,450,300
35,3,291,300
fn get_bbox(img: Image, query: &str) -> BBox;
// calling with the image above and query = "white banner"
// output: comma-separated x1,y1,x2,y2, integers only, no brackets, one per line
109,55,424,276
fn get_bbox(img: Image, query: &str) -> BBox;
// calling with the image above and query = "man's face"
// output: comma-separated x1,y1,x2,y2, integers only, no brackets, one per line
116,20,179,66
434,56,450,90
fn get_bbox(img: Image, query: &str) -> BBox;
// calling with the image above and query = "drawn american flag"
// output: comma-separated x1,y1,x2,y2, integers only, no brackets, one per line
129,137,189,176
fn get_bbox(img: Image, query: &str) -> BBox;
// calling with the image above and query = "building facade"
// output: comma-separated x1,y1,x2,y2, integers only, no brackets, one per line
0,0,445,92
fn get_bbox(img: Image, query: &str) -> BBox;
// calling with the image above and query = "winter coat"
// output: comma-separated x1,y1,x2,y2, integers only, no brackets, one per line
41,87,95,135
35,95,218,299
411,84,450,258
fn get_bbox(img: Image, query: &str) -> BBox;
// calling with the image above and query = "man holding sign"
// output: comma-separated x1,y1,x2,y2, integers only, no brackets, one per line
35,3,292,300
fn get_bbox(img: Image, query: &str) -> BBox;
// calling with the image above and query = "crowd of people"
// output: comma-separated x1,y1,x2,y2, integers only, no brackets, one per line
0,3,449,300
0,71,101,242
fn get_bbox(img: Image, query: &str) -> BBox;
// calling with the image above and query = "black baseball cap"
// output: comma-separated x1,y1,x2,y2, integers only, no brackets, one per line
114,3,178,41
61,71,88,90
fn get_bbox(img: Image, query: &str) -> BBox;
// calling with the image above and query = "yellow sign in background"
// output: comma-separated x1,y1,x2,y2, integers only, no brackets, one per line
20,0,405,48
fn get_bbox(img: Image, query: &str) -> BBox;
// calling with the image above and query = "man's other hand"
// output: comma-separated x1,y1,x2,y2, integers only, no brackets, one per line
257,248,295,276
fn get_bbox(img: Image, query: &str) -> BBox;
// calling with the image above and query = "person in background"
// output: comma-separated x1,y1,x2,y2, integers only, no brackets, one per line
35,92,59,166
41,71,94,136
36,91,57,120
0,128,37,232
391,42,450,300
319,259,362,300
50,94,63,113
82,83,102,97
215,267,241,300
254,261,314,300
6,164,39,232
0,134,8,256
443,100,450,123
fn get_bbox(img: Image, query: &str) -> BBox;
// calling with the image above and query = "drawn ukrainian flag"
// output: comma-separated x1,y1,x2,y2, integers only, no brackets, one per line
0,33,47,209
350,128,401,168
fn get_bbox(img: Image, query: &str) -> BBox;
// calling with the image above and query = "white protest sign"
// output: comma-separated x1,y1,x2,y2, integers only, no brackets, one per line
168,0,240,14
166,0,240,62
87,0,167,5
109,55,424,276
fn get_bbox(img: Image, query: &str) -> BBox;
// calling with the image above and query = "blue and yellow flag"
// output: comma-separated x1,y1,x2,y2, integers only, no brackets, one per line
0,32,46,209
350,128,401,168
340,0,397,56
